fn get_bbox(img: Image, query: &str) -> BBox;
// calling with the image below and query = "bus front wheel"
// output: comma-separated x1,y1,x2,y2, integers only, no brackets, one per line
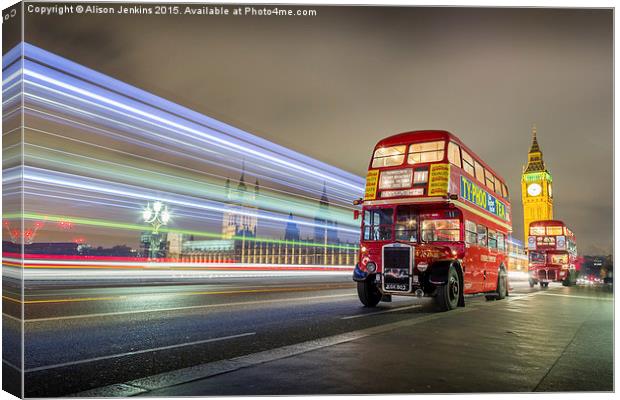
357,279,381,307
436,265,460,311
528,278,536,288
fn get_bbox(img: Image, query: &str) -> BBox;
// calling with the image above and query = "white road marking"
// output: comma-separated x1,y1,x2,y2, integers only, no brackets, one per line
22,293,357,323
25,332,256,373
341,304,422,319
538,292,614,301
76,307,476,396
2,313,22,323
2,359,22,371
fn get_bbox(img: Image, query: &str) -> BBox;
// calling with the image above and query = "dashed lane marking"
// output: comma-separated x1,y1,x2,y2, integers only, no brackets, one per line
74,306,477,396
341,304,422,319
25,332,256,373
20,293,357,323
538,292,614,301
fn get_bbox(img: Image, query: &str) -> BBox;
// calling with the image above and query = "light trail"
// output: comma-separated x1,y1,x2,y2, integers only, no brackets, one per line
2,212,359,249
3,43,366,278
20,42,362,183
23,66,364,192
4,284,355,304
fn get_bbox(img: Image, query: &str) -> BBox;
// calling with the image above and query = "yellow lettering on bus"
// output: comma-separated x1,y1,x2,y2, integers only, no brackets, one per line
364,169,379,200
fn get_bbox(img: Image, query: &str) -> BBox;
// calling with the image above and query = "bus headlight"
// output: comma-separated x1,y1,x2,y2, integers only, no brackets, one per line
417,262,428,272
366,262,377,273
561,265,569,270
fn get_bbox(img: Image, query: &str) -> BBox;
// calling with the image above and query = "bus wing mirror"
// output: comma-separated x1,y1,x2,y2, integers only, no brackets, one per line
353,210,360,220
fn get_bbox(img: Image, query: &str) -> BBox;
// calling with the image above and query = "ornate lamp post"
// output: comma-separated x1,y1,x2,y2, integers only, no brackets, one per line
143,201,170,259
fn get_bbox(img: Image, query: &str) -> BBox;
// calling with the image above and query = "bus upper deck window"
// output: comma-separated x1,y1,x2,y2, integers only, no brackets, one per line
462,150,475,176
550,254,568,264
371,145,406,168
447,142,461,168
530,226,545,236
408,140,445,164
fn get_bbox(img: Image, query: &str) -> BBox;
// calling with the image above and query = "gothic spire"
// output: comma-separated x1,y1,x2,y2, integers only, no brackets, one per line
238,161,247,192
319,181,329,209
524,124,546,173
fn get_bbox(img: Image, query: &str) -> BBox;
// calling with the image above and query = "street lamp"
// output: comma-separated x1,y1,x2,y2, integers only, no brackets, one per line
143,201,171,259
143,201,170,233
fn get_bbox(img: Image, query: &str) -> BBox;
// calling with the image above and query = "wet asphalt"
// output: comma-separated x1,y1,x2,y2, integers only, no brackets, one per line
1,276,613,397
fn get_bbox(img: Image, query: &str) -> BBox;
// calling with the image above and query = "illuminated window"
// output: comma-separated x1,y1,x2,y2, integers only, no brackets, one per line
488,230,498,249
550,254,568,264
408,141,445,164
363,208,394,241
546,226,563,236
447,142,461,168
372,145,406,168
529,251,545,263
477,224,487,246
493,176,503,195
465,220,477,244
502,183,509,198
484,169,496,192
530,226,545,235
395,207,418,242
462,151,475,176
474,161,485,183
421,218,460,242
413,168,429,183
497,233,506,252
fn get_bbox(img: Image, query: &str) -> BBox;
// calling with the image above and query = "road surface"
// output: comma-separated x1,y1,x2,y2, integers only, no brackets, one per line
1,275,613,396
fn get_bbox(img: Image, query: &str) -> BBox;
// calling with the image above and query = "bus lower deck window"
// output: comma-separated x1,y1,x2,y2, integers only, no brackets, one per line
421,219,460,242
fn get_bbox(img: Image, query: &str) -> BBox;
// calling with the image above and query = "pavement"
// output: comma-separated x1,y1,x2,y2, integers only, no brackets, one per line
64,283,613,397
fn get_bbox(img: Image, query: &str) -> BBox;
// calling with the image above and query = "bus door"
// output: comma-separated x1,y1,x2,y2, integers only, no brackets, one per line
463,220,484,293
475,223,490,291
484,229,500,291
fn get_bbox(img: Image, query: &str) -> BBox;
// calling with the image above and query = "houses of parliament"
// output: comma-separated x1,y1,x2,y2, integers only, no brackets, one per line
163,168,357,266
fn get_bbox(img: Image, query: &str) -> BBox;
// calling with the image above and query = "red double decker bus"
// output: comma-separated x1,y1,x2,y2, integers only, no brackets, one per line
527,220,577,288
353,130,512,311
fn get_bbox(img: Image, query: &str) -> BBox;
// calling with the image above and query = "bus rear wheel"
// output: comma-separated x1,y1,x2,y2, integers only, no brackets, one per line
540,282,549,288
528,278,536,288
357,279,381,307
436,265,460,311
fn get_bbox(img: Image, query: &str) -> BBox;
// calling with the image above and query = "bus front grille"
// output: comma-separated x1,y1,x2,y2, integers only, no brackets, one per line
382,245,412,293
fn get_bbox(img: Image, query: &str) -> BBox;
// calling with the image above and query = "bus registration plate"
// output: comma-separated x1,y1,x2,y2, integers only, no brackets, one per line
383,245,412,293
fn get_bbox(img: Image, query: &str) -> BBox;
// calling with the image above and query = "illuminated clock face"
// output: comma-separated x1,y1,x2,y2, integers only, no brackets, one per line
527,183,542,196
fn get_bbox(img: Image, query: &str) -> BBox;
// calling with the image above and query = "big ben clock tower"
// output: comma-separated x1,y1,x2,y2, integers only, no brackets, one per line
521,125,553,244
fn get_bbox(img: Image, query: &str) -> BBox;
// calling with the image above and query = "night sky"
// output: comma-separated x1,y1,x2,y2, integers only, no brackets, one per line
22,5,612,255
